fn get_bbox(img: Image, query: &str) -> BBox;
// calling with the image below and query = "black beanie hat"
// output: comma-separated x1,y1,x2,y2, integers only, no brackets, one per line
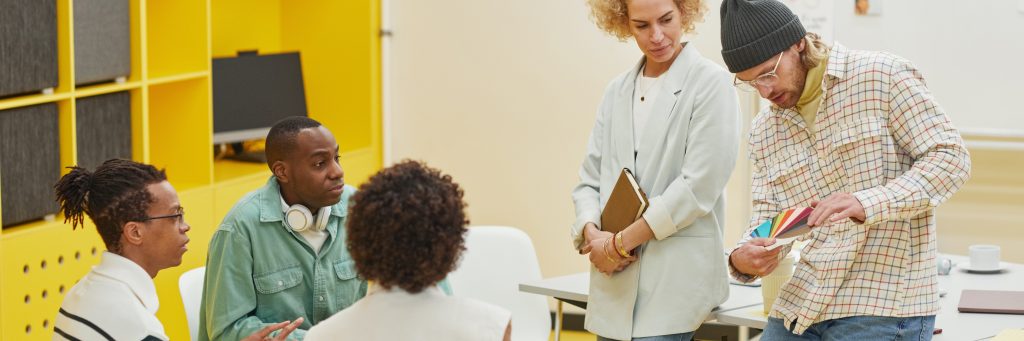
720,0,806,73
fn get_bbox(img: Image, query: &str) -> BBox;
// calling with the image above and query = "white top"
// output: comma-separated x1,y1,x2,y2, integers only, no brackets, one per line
305,285,511,341
53,252,168,341
281,197,328,254
632,66,663,151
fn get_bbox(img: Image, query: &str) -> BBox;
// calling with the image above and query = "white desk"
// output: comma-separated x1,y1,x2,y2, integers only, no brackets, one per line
519,272,764,341
715,255,1024,341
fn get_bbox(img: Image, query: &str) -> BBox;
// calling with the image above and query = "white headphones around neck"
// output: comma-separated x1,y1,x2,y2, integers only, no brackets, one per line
284,203,332,233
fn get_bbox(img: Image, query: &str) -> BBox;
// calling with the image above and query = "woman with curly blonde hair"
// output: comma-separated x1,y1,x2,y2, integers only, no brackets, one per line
571,0,741,340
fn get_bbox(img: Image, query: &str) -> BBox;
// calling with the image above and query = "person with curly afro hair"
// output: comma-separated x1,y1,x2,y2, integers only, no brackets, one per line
52,159,301,341
573,0,741,340
306,160,511,341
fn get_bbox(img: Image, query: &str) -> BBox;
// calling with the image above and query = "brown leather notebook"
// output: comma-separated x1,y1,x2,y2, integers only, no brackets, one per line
600,168,649,234
958,290,1024,314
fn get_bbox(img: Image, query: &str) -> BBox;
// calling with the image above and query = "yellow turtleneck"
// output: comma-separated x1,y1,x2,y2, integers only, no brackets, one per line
794,51,829,134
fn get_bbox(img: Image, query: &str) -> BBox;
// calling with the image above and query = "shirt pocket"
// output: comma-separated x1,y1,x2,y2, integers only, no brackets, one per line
830,117,887,190
764,150,811,208
254,266,304,294
333,259,365,307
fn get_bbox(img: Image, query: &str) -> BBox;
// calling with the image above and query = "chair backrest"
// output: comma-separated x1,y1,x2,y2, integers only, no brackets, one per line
179,266,206,341
448,226,550,341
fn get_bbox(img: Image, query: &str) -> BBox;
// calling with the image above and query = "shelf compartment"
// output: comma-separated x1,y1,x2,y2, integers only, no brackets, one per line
146,0,209,79
147,77,212,190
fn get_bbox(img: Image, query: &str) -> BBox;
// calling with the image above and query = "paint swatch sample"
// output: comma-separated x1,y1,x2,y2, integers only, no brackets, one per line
749,207,814,250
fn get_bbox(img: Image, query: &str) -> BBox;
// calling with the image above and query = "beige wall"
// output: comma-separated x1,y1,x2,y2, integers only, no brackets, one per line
936,146,1024,264
387,0,751,282
385,0,1024,302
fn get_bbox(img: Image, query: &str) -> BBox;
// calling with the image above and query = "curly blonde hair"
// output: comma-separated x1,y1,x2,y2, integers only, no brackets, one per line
586,0,707,41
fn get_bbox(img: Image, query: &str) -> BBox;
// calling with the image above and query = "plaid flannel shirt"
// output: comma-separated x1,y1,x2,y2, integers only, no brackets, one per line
728,43,971,334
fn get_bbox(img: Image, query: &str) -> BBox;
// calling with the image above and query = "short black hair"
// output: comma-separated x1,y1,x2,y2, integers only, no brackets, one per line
346,160,469,293
53,159,167,253
265,116,322,169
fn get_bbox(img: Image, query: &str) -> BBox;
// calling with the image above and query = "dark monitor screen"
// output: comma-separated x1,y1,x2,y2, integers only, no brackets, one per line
212,51,307,144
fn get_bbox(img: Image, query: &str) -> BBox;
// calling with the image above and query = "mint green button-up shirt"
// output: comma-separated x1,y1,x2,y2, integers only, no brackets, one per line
198,177,365,341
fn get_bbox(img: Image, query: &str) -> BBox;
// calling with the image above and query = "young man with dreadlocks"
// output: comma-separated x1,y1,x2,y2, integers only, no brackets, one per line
52,159,301,341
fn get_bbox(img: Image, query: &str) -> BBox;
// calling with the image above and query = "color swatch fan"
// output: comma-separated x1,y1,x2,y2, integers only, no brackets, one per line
749,207,813,250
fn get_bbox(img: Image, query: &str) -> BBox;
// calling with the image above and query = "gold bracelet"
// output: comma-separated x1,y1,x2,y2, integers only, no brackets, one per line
614,232,631,258
603,239,618,264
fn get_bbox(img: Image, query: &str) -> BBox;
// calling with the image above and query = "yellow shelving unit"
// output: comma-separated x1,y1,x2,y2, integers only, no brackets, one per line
0,0,382,339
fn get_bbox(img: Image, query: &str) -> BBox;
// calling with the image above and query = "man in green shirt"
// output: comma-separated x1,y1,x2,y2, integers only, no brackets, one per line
199,116,364,340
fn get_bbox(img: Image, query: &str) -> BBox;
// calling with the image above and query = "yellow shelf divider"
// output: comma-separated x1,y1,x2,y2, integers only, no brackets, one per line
133,0,150,163
57,100,77,177
146,70,209,86
55,0,75,94
73,81,143,98
0,93,73,112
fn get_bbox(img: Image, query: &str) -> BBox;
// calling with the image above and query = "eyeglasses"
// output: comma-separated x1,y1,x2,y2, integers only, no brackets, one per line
733,51,784,92
140,207,186,227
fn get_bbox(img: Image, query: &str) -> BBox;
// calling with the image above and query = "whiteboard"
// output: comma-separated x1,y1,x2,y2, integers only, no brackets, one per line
831,0,1024,136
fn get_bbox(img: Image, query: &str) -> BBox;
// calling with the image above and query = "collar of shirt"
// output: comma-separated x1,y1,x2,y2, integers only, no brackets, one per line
367,282,444,298
92,251,159,314
769,43,851,127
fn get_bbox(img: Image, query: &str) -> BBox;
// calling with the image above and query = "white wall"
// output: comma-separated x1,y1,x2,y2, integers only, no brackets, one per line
829,0,1024,135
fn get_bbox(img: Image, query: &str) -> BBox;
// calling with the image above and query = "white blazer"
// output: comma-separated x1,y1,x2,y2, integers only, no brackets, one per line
571,44,741,339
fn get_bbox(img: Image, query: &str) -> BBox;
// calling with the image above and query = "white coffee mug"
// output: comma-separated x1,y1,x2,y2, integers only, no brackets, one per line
968,244,1001,271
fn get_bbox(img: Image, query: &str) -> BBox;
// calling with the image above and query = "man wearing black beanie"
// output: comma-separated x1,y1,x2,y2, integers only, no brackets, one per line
719,0,971,340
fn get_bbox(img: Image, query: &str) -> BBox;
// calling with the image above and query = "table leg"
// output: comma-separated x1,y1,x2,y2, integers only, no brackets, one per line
739,325,749,341
555,300,563,341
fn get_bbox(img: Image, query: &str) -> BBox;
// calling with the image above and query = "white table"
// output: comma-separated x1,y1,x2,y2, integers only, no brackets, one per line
519,272,764,341
715,255,1024,341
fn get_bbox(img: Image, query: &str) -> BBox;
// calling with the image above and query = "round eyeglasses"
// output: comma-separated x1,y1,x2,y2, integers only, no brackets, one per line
140,207,186,227
733,51,784,92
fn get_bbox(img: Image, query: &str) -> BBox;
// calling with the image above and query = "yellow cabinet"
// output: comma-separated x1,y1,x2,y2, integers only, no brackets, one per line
0,1,381,339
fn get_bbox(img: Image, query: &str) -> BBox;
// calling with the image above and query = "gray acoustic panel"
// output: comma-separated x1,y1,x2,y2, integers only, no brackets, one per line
0,104,60,227
74,0,130,85
77,91,131,170
0,0,59,97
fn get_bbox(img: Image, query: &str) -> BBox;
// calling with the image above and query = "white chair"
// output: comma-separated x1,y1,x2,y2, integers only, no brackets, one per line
448,226,551,341
179,266,206,341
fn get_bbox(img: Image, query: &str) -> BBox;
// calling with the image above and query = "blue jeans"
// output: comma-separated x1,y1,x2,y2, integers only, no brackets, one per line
597,332,694,341
760,315,936,341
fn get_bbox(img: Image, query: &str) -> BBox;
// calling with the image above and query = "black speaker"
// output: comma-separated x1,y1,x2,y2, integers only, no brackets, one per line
74,0,130,85
0,0,59,97
76,91,131,170
0,103,60,227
